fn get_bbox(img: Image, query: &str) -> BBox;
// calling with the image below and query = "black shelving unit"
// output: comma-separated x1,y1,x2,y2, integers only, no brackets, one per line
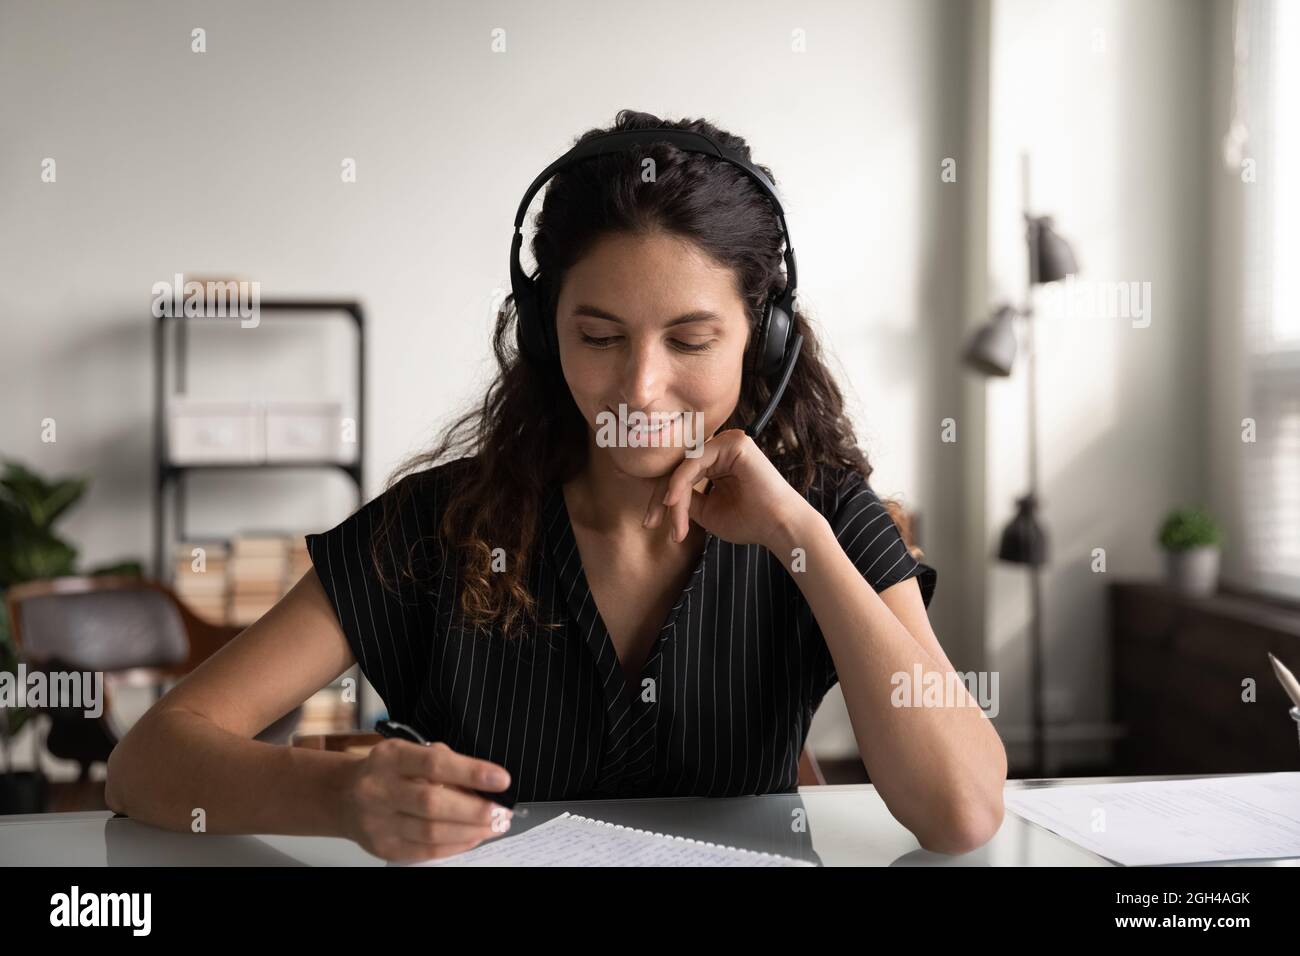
152,298,367,726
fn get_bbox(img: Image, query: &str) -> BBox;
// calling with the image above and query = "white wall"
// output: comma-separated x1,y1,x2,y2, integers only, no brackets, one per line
1,0,973,763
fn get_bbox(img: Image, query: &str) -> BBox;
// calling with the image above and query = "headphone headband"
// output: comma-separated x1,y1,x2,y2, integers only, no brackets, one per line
512,129,788,237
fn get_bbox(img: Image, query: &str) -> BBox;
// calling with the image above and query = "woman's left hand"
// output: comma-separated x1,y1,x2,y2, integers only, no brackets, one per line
642,428,819,552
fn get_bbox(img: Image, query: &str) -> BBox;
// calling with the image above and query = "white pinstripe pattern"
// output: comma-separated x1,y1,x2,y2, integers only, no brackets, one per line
303,461,935,803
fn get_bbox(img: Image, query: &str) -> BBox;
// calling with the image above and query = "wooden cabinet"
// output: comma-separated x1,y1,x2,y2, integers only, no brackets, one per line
1110,582,1300,774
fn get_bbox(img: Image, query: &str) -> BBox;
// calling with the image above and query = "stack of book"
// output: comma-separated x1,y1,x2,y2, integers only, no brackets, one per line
172,542,229,623
227,533,291,625
171,532,315,626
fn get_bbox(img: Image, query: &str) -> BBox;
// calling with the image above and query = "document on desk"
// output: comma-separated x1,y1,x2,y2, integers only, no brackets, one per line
1004,773,1300,865
411,811,816,866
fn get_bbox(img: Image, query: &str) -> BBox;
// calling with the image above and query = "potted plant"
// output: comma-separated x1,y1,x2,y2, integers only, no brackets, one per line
1157,506,1223,598
0,459,141,813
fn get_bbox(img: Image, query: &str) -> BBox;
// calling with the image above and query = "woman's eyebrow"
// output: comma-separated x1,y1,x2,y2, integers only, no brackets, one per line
572,304,722,328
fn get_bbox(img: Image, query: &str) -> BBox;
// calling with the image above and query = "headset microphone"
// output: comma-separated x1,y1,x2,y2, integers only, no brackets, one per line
743,331,802,439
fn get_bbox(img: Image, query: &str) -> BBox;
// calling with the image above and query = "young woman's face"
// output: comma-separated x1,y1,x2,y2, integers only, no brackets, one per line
555,230,751,479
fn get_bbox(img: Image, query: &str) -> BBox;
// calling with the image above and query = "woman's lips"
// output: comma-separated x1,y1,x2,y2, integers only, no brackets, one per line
607,408,683,436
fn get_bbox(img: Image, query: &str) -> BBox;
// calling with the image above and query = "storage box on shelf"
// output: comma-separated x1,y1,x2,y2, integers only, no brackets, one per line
167,398,353,466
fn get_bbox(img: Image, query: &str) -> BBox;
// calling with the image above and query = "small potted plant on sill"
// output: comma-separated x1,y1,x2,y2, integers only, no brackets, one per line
1157,506,1223,598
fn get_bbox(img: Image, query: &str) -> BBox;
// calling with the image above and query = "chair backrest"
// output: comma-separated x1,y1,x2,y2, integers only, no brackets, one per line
7,576,190,672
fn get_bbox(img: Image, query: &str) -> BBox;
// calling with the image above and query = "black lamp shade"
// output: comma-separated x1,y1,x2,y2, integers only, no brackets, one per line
963,304,1018,377
998,494,1049,565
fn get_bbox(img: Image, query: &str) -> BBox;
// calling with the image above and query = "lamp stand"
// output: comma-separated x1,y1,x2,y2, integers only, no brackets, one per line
1022,151,1047,779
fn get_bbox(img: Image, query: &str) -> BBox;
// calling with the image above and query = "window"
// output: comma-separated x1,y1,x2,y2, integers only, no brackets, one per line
1241,0,1300,598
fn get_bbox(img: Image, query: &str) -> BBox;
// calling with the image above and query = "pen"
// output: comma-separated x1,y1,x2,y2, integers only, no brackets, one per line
373,719,524,814
1268,653,1300,708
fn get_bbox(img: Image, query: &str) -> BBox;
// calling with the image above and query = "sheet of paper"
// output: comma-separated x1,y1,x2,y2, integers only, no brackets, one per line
411,811,816,867
1004,773,1300,866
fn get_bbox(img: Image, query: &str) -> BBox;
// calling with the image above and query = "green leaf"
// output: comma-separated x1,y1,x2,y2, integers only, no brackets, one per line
1157,506,1223,551
0,461,87,531
35,478,87,529
7,534,77,582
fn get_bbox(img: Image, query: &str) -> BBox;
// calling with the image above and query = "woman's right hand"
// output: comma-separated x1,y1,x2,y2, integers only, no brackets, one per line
342,739,514,862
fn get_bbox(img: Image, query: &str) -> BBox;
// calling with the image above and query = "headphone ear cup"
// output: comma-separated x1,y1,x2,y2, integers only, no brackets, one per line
513,279,542,363
759,299,792,376
511,241,551,364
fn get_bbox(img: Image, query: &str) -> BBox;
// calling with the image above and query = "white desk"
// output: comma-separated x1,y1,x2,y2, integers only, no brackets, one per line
2,775,1296,866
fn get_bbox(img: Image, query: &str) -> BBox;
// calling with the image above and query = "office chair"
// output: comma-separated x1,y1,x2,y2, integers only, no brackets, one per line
5,575,303,783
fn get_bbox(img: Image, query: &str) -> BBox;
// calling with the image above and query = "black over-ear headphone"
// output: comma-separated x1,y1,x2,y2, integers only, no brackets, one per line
509,127,804,439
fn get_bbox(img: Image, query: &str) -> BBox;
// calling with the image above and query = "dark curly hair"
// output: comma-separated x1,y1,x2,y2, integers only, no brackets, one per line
371,109,912,637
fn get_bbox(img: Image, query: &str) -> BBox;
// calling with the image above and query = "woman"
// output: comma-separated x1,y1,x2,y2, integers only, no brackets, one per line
107,110,1007,862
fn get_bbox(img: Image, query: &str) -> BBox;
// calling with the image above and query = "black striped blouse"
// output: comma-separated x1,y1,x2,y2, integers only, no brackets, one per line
304,458,936,804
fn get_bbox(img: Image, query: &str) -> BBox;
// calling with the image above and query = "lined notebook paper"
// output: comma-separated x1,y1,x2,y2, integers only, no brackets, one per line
413,812,816,867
